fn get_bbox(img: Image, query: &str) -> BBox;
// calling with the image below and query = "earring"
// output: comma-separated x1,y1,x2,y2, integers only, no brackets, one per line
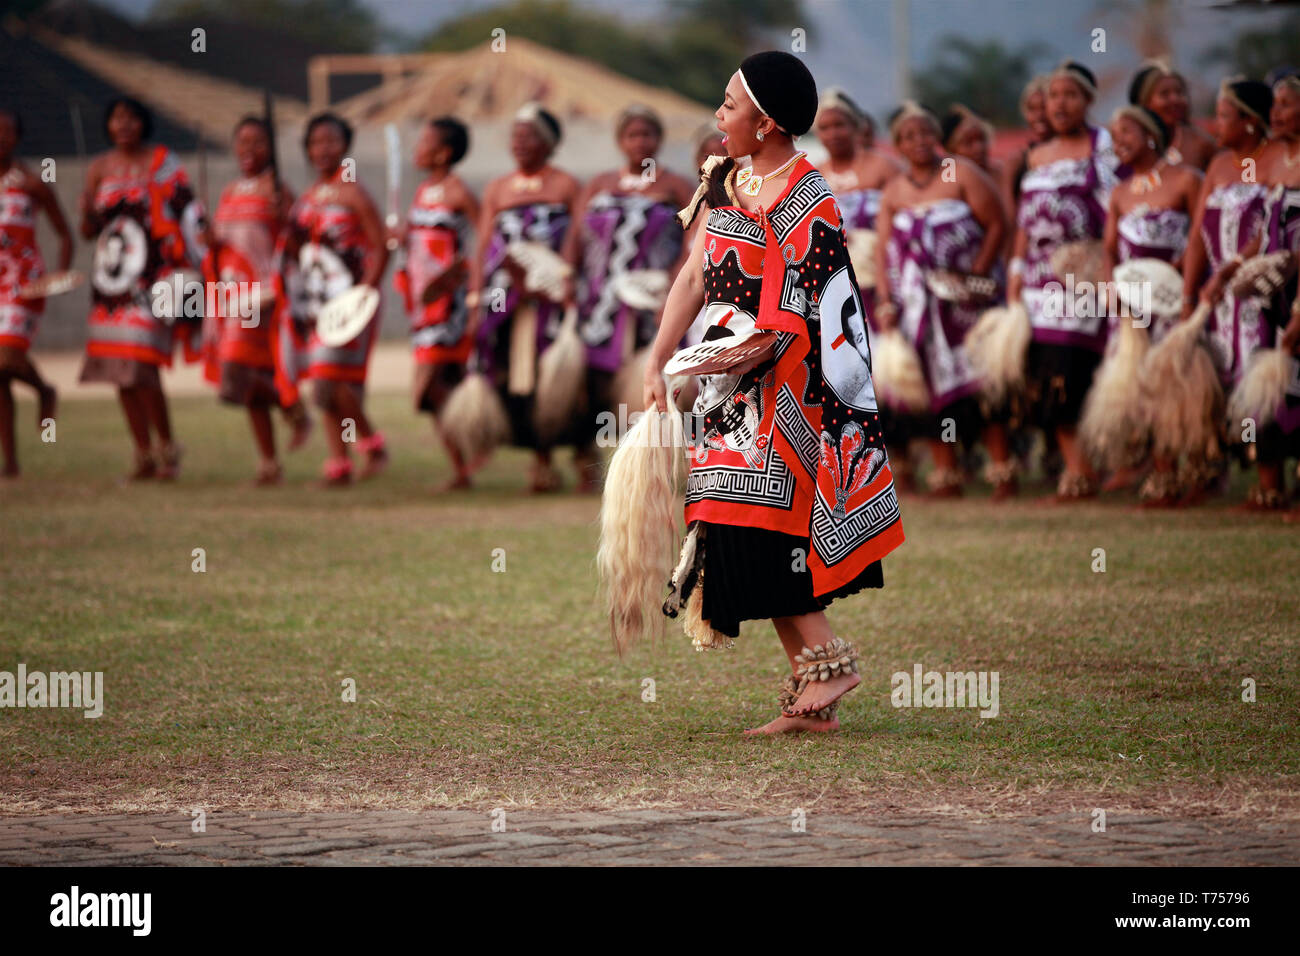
1247,123,1255,134
1147,138,1156,149
756,130,765,142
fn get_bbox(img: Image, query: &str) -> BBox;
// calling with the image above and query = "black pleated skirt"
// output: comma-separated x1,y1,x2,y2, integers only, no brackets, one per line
699,521,884,638
1025,342,1101,429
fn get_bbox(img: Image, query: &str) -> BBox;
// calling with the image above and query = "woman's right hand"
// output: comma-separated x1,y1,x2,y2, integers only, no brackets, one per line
643,363,668,413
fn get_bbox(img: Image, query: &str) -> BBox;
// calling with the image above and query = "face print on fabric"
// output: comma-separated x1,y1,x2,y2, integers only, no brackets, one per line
92,216,148,298
817,264,877,411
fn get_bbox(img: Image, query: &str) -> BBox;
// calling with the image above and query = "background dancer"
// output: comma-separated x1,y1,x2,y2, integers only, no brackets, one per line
1101,105,1200,504
470,103,580,492
0,107,72,478
205,116,305,486
563,104,694,493
394,117,480,492
1009,62,1120,500
876,102,1013,498
78,97,205,481
281,112,390,486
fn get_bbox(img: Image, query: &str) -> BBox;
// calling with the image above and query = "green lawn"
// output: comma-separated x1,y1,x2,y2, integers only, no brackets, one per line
1,392,1297,816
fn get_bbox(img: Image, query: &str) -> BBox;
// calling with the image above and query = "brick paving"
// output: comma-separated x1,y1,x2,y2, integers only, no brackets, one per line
0,811,1296,865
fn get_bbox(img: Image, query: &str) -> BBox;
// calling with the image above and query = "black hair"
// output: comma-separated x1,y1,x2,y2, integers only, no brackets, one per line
303,111,353,153
431,117,469,165
233,115,272,140
103,96,153,144
0,107,21,138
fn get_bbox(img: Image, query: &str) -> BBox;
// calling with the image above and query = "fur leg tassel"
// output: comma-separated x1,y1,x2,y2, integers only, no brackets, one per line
441,372,511,463
533,306,587,444
966,302,1031,406
1227,347,1290,433
1079,318,1151,471
871,329,931,413
597,396,689,655
1138,302,1224,465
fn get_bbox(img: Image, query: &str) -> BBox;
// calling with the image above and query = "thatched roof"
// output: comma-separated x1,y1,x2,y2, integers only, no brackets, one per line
328,37,714,141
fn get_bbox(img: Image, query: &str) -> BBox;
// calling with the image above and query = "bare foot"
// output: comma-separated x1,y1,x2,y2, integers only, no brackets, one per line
784,671,860,717
434,473,472,493
744,713,840,735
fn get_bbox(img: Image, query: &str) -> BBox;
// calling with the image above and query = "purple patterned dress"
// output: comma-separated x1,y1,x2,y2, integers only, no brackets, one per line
884,198,992,412
832,184,882,324
1115,204,1189,343
1261,185,1300,443
575,191,683,372
1017,126,1120,353
476,200,570,447
1200,183,1272,387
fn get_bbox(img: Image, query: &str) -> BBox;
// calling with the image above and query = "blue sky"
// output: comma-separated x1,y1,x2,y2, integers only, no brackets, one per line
95,0,1293,118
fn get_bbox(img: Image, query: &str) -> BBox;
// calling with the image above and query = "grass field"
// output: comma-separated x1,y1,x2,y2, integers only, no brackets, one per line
2,390,1298,818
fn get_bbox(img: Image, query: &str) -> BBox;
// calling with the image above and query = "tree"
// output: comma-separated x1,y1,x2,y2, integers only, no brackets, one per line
1203,11,1300,80
149,0,378,53
912,36,1047,126
421,0,807,105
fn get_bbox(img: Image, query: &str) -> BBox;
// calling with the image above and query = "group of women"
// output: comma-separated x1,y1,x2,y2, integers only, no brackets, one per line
2,57,1299,513
811,60,1300,513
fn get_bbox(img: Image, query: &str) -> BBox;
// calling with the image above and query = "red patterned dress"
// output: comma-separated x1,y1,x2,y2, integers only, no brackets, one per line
684,157,905,639
279,171,377,402
0,167,44,353
394,179,471,411
80,145,204,384
204,177,282,406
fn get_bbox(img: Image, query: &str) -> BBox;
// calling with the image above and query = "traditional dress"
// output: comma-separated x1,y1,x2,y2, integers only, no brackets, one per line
394,180,472,412
1258,184,1300,462
684,157,904,639
280,171,377,409
475,200,570,448
204,178,282,407
885,198,994,431
1114,204,1188,342
1200,182,1272,387
1017,126,1120,425
79,145,204,386
575,189,683,438
0,168,44,355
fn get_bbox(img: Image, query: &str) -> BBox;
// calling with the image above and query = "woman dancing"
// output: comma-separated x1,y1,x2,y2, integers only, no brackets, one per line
644,51,904,734
563,104,694,492
470,103,580,492
1101,104,1201,504
0,107,72,478
1253,75,1300,510
1128,61,1218,171
280,112,390,486
78,97,205,480
205,116,308,485
1181,79,1273,505
394,117,479,491
876,102,1014,498
1008,61,1121,500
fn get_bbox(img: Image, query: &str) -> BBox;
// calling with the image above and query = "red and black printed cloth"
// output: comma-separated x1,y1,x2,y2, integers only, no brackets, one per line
685,155,904,596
